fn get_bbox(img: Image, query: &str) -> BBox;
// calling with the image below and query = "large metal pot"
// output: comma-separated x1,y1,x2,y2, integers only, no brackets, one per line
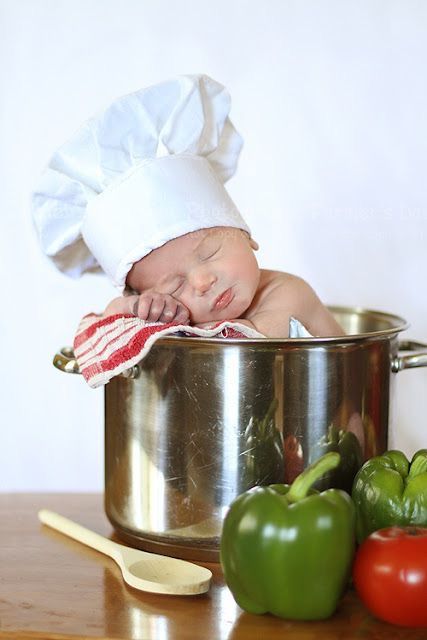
55,306,427,561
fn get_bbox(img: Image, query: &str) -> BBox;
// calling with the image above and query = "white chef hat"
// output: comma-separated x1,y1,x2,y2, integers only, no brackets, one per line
31,74,250,289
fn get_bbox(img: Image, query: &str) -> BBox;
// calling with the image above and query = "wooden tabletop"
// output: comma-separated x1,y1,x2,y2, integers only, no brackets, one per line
0,494,425,640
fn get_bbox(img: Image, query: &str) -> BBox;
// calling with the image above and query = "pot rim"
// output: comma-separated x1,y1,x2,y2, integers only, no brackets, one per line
156,305,409,346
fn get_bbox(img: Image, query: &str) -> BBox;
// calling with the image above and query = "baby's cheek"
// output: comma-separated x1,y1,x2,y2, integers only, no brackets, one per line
188,304,217,324
229,295,252,319
176,294,201,321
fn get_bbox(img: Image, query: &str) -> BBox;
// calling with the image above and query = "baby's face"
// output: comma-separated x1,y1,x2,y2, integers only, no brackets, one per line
127,227,260,323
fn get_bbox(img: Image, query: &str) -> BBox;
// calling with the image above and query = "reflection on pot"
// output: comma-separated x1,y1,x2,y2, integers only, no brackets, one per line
283,435,304,484
308,421,363,493
241,399,284,487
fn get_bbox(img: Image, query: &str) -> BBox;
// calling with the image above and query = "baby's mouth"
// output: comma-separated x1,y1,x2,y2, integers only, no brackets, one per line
213,287,234,311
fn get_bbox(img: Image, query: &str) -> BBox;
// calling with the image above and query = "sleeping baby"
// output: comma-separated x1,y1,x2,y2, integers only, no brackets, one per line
104,226,343,337
32,74,343,338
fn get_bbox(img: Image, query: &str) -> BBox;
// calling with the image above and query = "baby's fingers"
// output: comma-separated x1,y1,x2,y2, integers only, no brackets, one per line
159,300,189,324
132,293,165,321
132,293,190,325
172,304,190,325
147,295,168,322
132,295,153,320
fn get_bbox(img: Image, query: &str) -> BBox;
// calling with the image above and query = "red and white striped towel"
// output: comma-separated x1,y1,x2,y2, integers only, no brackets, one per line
73,313,265,388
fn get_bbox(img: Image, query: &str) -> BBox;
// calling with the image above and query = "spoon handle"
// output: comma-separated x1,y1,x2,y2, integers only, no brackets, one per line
38,509,116,559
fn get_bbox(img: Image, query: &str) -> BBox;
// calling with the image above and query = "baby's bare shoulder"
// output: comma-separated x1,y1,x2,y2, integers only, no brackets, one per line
244,270,343,338
242,270,312,330
251,270,313,308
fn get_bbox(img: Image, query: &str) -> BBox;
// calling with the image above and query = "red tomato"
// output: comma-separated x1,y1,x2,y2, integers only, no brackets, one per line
353,526,427,627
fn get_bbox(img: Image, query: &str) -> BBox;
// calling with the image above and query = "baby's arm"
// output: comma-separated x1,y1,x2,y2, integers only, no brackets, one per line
103,294,139,317
103,290,190,324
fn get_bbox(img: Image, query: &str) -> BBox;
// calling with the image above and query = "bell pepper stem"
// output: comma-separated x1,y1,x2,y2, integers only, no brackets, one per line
287,452,341,503
409,452,427,479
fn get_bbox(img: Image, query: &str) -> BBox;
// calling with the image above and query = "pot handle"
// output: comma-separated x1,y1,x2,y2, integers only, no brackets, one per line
392,340,427,372
53,347,140,379
53,347,80,374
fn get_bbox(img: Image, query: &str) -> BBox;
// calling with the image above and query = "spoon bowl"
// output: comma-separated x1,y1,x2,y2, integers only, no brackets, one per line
38,510,212,595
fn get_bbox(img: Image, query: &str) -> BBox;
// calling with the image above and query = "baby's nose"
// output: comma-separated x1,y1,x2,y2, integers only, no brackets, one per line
191,272,217,295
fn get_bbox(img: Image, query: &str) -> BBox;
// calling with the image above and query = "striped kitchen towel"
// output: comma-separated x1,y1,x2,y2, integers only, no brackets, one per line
73,313,265,388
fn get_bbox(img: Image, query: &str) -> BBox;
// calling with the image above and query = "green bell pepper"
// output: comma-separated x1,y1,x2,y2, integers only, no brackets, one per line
352,448,427,543
220,452,355,621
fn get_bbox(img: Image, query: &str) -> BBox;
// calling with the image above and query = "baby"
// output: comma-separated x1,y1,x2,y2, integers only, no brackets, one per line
31,74,343,339
103,226,343,338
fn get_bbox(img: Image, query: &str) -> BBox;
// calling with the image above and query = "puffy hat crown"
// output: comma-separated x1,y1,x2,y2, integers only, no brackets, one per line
32,74,249,288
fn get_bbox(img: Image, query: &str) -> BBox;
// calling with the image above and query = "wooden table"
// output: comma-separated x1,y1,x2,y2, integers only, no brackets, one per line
0,494,425,640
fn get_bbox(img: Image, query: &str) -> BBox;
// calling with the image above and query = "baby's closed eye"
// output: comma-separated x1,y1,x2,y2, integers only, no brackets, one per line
200,246,220,261
170,277,185,294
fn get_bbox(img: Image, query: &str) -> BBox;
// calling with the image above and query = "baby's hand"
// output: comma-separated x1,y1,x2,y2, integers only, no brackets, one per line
133,291,190,324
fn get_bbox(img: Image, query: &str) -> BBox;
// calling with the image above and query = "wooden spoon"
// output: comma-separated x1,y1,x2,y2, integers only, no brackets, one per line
38,509,212,595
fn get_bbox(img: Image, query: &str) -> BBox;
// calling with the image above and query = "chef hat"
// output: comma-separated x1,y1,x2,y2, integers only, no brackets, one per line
32,74,250,289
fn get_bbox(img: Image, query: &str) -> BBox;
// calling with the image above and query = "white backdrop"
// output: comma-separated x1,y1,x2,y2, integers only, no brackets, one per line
1,0,426,491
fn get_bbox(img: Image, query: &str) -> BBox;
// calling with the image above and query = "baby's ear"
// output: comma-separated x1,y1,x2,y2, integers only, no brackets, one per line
249,237,259,251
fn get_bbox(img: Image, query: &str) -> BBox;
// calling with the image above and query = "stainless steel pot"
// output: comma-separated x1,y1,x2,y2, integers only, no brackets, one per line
54,306,427,561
